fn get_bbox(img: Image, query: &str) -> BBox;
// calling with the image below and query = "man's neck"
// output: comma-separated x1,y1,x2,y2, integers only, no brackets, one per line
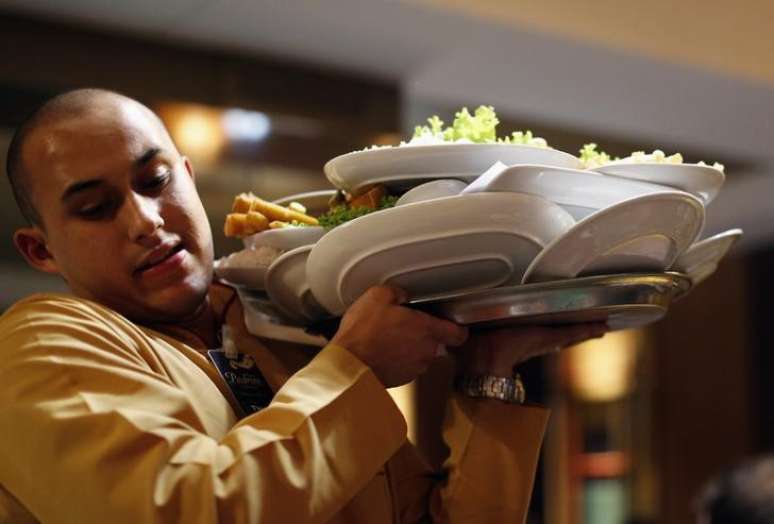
173,295,220,349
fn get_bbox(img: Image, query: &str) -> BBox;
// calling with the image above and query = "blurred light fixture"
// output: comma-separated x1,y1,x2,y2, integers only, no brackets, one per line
567,330,640,402
222,109,271,142
158,103,225,165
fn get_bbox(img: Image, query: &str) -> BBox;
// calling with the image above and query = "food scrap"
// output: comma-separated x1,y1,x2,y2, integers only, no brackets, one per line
224,193,318,238
318,185,398,230
578,143,725,172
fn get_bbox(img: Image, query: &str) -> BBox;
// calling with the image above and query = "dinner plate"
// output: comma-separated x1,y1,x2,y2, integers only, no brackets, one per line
591,163,724,204
462,162,671,220
672,228,743,284
307,192,576,315
682,262,719,287
243,225,326,250
324,143,583,192
415,273,691,331
272,190,337,217
238,289,328,346
395,179,468,206
214,247,282,290
522,191,705,284
265,246,328,323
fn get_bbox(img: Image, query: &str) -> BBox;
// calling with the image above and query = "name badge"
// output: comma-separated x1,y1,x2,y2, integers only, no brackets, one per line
207,350,274,416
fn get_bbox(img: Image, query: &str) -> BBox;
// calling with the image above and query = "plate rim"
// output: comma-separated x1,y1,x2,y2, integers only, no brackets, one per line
521,190,705,284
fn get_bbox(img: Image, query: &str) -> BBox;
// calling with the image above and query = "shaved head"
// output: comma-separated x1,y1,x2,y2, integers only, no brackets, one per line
6,88,169,227
7,88,214,322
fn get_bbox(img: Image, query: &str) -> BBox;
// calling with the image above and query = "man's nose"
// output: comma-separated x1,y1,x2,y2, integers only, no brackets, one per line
123,193,164,243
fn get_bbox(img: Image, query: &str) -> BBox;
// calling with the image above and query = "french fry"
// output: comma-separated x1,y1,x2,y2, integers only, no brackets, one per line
224,213,248,237
232,193,254,213
245,211,270,235
248,196,319,226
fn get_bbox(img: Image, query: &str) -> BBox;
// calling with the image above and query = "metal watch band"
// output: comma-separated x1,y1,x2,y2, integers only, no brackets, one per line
459,373,526,404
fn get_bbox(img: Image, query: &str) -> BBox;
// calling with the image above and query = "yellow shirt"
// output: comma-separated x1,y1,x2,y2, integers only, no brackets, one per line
0,287,549,523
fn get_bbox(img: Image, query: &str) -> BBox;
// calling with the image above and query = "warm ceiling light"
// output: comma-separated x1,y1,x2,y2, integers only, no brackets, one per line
157,103,225,165
566,330,640,402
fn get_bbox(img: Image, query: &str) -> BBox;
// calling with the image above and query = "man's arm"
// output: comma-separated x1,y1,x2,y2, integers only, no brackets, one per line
0,298,406,524
390,324,607,524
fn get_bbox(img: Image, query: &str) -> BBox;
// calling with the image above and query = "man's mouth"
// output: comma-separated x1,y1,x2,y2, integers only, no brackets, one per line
135,243,185,275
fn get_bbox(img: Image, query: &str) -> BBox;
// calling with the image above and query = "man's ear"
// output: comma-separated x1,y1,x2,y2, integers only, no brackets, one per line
13,227,60,274
182,156,195,182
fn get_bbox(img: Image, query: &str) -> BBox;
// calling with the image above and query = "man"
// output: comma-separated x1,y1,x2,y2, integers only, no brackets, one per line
696,456,774,524
0,89,605,523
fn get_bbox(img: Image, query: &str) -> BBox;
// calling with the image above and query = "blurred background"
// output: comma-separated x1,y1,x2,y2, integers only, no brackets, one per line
0,2,771,522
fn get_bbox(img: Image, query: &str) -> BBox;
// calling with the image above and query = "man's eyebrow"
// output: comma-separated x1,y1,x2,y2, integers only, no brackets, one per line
135,147,161,168
60,148,164,201
61,179,102,201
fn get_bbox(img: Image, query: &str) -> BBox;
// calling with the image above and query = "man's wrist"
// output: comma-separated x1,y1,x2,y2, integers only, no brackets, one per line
457,373,526,404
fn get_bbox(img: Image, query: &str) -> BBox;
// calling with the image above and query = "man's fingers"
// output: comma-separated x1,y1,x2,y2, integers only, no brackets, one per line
553,322,608,347
362,285,409,306
421,313,469,347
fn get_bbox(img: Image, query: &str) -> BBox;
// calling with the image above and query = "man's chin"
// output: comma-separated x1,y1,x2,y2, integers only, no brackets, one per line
124,270,211,323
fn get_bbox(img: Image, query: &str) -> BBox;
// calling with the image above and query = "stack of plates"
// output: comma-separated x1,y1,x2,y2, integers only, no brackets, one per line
220,143,742,333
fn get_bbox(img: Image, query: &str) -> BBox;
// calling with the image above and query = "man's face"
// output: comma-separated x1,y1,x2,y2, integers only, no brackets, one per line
20,97,214,323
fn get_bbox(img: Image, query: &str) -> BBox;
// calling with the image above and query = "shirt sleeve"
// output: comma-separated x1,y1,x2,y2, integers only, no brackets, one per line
0,299,407,524
388,394,550,524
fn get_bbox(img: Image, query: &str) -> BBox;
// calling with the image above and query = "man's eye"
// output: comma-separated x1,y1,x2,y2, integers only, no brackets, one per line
141,171,170,191
77,203,109,219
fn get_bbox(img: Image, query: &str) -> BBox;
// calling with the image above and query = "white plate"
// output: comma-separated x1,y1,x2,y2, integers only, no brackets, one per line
591,163,724,204
243,225,326,250
672,228,742,278
214,262,268,290
265,246,328,323
307,192,576,315
395,179,468,206
463,162,671,220
324,143,583,192
214,247,282,290
522,191,705,284
272,190,337,216
683,261,718,286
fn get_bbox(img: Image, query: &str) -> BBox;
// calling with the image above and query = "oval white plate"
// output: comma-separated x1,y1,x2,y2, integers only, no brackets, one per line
395,179,468,206
265,246,328,323
214,261,268,290
243,225,326,251
272,190,337,216
307,192,576,315
463,162,671,220
214,247,282,290
522,191,705,284
324,143,583,192
590,163,724,204
672,228,743,276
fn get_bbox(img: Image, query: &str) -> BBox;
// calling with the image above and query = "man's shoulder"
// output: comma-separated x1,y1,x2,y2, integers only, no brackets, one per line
0,292,139,346
2,292,120,324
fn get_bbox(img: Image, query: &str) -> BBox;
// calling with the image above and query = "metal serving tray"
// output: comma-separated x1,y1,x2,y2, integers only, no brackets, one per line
413,273,691,331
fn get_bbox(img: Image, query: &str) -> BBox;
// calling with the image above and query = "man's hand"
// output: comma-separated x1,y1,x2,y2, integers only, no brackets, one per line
456,323,609,377
331,286,469,388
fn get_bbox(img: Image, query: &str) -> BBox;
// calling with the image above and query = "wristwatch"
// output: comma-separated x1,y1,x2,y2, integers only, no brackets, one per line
458,373,526,404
